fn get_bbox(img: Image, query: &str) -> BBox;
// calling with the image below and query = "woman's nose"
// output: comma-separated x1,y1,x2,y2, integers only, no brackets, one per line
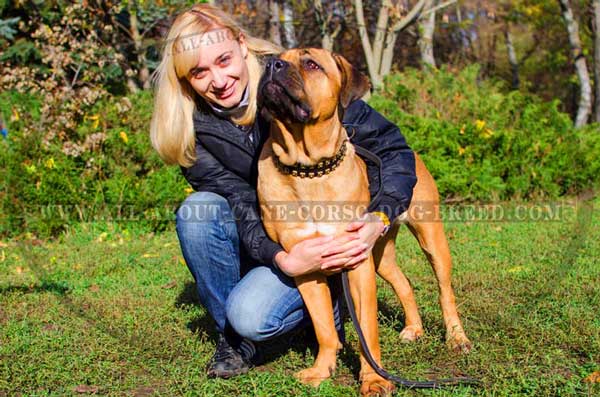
211,70,227,90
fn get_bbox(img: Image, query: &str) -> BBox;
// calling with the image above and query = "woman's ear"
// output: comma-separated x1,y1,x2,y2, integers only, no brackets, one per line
239,33,248,59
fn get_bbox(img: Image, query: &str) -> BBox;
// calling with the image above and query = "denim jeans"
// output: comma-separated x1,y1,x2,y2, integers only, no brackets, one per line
176,191,344,342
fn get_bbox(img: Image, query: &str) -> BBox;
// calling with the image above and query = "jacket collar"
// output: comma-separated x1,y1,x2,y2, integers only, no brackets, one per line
193,109,254,154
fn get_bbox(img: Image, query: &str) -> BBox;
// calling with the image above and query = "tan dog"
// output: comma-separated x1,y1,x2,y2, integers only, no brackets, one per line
257,48,471,396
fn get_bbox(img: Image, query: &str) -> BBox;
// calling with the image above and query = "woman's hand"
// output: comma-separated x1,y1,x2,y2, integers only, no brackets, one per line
274,235,335,277
320,213,385,273
274,213,385,277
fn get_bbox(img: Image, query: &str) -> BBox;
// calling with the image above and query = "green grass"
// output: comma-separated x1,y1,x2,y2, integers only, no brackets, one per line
1,199,599,396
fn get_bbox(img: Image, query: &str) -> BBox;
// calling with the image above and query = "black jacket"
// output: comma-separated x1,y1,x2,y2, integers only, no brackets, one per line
181,99,416,266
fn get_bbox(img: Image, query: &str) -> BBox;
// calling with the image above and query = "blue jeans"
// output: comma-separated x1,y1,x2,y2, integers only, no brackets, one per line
176,191,344,342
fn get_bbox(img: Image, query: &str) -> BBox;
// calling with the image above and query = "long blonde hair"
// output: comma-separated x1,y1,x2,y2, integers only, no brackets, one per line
150,4,282,167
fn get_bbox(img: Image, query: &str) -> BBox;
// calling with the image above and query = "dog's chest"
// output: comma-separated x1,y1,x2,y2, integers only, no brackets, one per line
258,151,369,248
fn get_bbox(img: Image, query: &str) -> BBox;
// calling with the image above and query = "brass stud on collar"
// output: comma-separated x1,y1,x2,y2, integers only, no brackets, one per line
273,140,348,179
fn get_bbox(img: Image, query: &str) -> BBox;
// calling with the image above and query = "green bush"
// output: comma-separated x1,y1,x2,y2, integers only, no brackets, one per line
369,65,600,201
2,65,600,239
1,90,188,238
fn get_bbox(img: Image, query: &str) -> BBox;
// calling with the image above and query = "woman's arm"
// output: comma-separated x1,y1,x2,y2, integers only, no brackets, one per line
182,139,364,275
181,139,283,265
343,99,417,221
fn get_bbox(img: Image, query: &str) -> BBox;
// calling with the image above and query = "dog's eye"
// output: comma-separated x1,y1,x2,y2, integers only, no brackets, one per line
304,59,321,71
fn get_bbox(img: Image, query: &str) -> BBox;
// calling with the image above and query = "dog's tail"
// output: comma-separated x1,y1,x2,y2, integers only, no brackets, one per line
341,271,481,389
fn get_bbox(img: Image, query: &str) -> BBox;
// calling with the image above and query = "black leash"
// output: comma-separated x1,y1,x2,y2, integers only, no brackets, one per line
341,271,480,389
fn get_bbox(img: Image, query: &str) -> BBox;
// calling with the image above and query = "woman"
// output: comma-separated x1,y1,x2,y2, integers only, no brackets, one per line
150,4,416,379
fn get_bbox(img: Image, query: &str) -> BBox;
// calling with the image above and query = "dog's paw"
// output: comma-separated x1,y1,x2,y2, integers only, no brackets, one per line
398,325,424,342
446,328,472,354
360,372,395,397
295,366,334,387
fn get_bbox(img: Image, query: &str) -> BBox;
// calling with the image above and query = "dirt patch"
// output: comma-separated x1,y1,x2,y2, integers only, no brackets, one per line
132,386,156,397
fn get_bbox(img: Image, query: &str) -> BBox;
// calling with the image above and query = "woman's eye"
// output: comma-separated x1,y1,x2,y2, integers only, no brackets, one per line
191,69,207,79
220,57,231,66
305,60,320,70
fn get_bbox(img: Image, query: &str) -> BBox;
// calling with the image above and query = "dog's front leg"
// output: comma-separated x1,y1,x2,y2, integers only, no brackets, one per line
294,273,341,387
348,255,395,397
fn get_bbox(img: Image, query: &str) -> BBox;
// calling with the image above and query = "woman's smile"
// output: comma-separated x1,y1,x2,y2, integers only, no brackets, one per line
214,80,237,100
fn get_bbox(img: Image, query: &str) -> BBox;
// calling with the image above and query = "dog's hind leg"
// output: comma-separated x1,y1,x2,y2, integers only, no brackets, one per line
406,211,472,353
373,229,424,342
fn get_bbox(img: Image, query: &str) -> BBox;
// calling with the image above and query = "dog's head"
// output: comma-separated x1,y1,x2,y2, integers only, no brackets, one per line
258,48,371,125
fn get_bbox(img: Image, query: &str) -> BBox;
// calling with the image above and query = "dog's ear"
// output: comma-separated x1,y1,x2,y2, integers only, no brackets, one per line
333,53,371,108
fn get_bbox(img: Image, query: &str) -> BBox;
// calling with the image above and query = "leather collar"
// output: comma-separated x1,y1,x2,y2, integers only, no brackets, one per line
273,140,348,178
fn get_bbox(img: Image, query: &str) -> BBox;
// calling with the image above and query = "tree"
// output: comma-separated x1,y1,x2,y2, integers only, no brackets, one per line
504,24,520,89
314,0,344,51
281,0,297,48
126,1,151,91
558,0,592,127
268,0,282,46
594,0,600,122
418,0,437,68
354,0,456,88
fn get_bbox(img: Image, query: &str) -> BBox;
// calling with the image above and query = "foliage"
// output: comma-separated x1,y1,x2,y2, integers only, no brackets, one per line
2,65,599,238
0,3,123,152
0,90,188,238
0,16,19,40
369,65,600,201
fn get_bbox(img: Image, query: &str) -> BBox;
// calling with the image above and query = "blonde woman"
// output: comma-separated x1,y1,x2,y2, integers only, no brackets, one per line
151,4,417,378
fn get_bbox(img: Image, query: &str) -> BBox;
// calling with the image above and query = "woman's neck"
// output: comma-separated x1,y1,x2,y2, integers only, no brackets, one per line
207,86,249,120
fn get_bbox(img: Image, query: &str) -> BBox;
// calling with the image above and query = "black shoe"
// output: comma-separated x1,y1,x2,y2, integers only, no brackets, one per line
207,334,252,379
238,337,263,366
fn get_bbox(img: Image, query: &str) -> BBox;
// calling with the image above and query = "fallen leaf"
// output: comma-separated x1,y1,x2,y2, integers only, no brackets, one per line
161,280,177,289
0,241,8,248
73,384,99,393
89,284,100,293
142,253,159,258
584,371,600,383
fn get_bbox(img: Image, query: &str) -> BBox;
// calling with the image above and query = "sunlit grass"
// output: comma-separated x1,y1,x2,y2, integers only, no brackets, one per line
1,200,599,396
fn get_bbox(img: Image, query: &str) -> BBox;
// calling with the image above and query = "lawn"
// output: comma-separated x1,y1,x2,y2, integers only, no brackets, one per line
1,199,599,396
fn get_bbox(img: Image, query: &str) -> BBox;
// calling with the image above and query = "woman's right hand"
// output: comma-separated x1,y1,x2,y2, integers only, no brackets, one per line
274,233,369,277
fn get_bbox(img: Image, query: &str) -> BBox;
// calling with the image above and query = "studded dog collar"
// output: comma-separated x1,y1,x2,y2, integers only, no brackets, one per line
273,140,348,179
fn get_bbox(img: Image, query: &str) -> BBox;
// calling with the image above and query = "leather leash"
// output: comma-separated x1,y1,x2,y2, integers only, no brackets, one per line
341,270,481,389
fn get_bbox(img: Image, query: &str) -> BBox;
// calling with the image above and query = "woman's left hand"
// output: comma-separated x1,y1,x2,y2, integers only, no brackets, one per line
320,213,385,272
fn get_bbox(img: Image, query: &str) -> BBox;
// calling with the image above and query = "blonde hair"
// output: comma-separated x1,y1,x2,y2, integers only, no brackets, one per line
150,4,282,167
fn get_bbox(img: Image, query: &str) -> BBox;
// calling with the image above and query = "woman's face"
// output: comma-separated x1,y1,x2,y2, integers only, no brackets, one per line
187,29,249,109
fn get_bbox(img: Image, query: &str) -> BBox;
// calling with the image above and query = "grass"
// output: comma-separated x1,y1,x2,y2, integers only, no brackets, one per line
1,199,599,396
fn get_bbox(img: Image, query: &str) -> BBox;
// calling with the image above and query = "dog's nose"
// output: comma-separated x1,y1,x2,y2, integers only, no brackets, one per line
265,58,288,75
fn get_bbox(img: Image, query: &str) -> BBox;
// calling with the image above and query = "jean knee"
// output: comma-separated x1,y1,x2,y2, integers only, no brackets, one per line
225,295,279,342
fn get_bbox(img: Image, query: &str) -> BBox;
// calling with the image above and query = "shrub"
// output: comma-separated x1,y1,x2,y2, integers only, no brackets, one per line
2,65,599,239
0,90,188,238
369,65,600,201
